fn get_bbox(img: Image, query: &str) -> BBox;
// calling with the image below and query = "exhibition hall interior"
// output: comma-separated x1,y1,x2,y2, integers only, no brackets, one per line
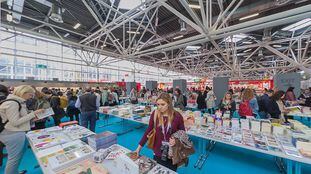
0,0,311,174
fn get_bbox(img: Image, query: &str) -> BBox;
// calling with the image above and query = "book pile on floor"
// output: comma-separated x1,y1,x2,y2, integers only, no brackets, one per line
87,131,117,150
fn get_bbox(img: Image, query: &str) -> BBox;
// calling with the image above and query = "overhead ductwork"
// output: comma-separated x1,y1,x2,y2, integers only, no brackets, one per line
33,0,52,7
49,2,63,23
7,0,25,24
275,0,292,6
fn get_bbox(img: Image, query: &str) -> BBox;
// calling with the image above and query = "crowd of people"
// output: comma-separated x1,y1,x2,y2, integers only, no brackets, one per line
186,86,311,121
0,83,310,174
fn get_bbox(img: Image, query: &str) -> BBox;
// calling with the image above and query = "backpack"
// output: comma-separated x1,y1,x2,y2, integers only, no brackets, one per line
257,95,266,112
0,99,22,133
68,99,76,108
183,95,187,107
238,100,253,117
59,96,68,109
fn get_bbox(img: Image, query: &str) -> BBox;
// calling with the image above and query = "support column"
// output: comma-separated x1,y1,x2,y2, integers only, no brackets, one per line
213,77,229,105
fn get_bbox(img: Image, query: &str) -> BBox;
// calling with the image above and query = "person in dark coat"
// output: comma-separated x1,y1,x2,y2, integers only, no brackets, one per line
196,90,206,110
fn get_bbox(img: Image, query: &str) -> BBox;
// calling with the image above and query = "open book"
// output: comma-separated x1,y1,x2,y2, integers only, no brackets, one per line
36,107,54,119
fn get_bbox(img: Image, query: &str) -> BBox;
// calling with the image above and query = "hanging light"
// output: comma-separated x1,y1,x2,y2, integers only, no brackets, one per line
49,3,63,23
180,20,186,32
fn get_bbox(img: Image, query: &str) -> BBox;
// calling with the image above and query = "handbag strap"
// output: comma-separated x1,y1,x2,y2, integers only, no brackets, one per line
153,110,158,129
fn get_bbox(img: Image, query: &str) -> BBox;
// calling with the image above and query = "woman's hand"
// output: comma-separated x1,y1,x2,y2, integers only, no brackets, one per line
169,137,176,146
34,109,45,115
34,109,45,120
135,145,142,156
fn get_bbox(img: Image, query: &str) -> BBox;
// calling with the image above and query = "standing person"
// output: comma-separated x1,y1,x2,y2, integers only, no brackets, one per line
249,90,259,115
218,92,236,117
0,85,44,174
267,90,289,120
196,89,207,111
111,88,119,105
66,94,80,123
130,88,138,104
258,89,274,118
173,88,185,110
59,92,68,110
0,84,9,167
285,87,297,102
77,87,83,97
239,88,255,118
75,88,100,132
28,88,51,130
140,87,147,98
135,93,185,171
50,92,66,126
0,84,9,102
101,87,108,106
205,87,216,114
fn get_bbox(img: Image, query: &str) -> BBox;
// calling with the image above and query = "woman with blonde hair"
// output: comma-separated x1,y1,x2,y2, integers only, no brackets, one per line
239,88,259,118
135,93,185,171
0,85,44,174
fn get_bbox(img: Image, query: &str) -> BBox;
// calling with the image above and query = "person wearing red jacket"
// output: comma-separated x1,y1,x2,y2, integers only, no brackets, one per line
135,93,185,171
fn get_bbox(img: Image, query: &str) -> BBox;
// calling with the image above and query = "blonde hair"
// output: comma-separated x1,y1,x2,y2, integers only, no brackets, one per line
155,93,175,127
13,85,36,98
242,88,254,101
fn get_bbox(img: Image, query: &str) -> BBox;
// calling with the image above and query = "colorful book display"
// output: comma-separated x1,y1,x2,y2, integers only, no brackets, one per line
38,140,95,172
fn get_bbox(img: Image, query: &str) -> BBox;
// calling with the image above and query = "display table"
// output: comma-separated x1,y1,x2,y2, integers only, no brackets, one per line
26,125,96,174
98,106,311,174
26,125,176,174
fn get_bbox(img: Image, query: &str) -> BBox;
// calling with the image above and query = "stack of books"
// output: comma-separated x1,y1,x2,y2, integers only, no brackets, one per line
87,131,117,150
251,119,261,132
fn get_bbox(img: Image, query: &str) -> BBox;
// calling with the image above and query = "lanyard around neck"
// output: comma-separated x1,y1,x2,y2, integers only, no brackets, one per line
161,117,171,142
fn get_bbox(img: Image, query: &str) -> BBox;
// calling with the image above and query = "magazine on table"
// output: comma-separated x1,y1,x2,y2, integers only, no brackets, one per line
63,124,95,140
147,164,177,174
56,158,108,174
27,131,69,151
135,156,157,174
38,140,95,172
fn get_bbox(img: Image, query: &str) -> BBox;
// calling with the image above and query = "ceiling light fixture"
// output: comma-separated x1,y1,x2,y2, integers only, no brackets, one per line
189,4,200,9
64,33,70,37
73,23,81,29
282,18,311,31
224,34,248,42
243,41,253,44
272,45,282,48
239,13,259,21
243,49,252,53
186,46,201,50
173,35,184,40
127,31,140,34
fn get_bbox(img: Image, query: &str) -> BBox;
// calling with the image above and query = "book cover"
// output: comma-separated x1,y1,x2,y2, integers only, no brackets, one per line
56,159,108,174
36,107,54,119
